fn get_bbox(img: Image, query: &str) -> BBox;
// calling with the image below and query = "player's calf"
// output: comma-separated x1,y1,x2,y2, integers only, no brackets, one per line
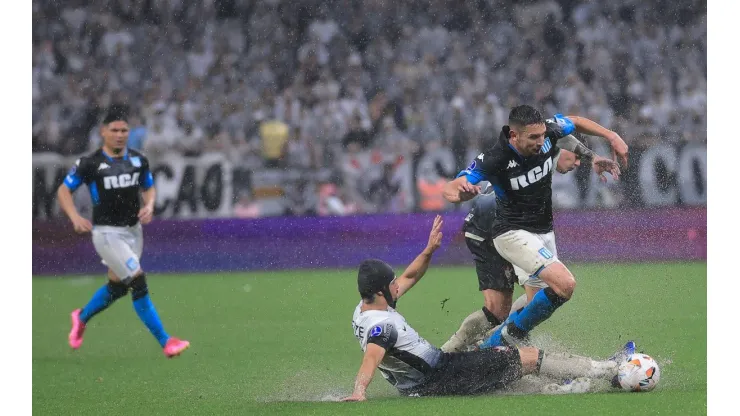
518,346,618,380
128,272,191,356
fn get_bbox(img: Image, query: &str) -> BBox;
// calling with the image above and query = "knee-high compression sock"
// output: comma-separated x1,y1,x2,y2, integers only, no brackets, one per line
480,288,568,348
509,287,568,332
130,274,170,348
79,280,129,323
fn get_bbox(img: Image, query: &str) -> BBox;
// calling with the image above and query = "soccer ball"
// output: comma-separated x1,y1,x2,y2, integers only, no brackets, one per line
617,353,661,392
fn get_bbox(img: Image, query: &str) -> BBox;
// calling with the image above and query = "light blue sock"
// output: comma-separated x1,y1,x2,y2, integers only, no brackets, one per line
79,282,128,323
130,274,170,347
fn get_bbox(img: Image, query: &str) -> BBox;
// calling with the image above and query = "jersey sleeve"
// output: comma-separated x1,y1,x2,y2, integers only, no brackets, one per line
456,152,494,185
366,321,399,351
139,156,154,190
545,114,576,143
63,158,91,192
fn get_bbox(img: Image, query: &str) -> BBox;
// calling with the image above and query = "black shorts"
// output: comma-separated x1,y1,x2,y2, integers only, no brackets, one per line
464,224,516,292
399,347,523,397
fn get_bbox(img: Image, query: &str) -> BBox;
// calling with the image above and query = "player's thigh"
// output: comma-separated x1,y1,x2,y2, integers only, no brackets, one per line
92,228,142,281
129,223,144,259
538,231,558,259
493,230,557,277
428,348,524,395
465,235,515,293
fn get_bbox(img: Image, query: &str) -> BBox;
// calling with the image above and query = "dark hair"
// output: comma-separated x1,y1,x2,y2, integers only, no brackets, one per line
102,104,129,125
508,105,544,129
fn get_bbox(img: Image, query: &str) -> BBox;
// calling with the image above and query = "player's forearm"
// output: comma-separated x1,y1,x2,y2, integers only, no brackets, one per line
351,356,379,397
141,188,156,210
401,249,434,285
567,116,618,142
443,181,463,203
57,186,82,220
555,135,596,162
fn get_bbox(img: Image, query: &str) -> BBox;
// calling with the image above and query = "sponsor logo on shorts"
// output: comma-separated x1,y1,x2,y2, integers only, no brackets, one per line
538,247,553,259
370,325,383,337
125,257,139,271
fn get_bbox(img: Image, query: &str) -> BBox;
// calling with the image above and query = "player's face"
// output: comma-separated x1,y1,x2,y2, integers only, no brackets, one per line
511,123,546,156
101,121,130,154
556,150,581,173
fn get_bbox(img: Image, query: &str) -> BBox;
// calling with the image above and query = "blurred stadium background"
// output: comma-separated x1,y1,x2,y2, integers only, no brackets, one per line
32,0,706,275
32,1,706,413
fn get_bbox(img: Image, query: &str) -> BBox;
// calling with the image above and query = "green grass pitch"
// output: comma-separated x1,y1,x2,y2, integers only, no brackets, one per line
33,262,706,415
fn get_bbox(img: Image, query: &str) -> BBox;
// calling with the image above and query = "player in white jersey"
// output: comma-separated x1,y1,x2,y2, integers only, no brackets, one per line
342,216,626,400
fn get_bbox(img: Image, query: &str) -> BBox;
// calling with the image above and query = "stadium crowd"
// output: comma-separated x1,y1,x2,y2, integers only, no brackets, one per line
32,0,706,216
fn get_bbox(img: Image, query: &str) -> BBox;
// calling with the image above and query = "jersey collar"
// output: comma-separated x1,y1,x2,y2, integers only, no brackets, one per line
101,147,129,162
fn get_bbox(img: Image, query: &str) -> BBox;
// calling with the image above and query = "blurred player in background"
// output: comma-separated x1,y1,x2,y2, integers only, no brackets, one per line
57,105,190,358
441,148,583,352
443,105,627,349
343,216,624,400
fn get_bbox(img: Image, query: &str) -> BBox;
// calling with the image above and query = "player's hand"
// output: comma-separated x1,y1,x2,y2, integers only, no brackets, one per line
138,205,154,225
425,215,444,253
340,393,367,402
71,215,92,234
458,181,481,201
592,155,621,183
607,132,629,168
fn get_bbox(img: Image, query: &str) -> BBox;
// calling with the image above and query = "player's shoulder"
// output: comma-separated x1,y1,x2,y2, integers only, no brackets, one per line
75,149,104,169
545,113,575,138
127,148,150,164
477,142,510,171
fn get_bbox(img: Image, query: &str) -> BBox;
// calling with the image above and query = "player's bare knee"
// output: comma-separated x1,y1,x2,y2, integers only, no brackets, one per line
554,277,575,299
517,346,541,375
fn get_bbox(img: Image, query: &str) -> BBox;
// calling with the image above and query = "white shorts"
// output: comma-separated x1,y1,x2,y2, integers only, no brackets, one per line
493,230,558,289
92,223,144,281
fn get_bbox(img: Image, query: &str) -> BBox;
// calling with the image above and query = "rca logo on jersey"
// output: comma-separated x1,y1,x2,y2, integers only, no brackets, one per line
509,157,553,190
103,172,140,189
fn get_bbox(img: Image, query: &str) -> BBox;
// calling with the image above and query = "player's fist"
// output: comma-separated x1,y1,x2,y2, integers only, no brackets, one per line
71,215,92,234
138,205,154,225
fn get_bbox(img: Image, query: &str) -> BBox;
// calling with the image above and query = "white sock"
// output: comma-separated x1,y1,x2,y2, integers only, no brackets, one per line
539,352,618,380
441,309,492,352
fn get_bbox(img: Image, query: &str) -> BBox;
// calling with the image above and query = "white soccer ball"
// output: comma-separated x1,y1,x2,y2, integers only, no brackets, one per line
617,353,661,392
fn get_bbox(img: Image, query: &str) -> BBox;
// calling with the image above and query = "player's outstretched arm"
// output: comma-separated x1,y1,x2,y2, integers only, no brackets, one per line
566,115,629,167
443,176,481,203
395,215,443,298
57,184,92,233
341,343,386,402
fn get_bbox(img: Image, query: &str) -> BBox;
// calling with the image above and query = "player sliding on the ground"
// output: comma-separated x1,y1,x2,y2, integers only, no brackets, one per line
342,216,626,400
57,105,190,358
443,105,627,350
